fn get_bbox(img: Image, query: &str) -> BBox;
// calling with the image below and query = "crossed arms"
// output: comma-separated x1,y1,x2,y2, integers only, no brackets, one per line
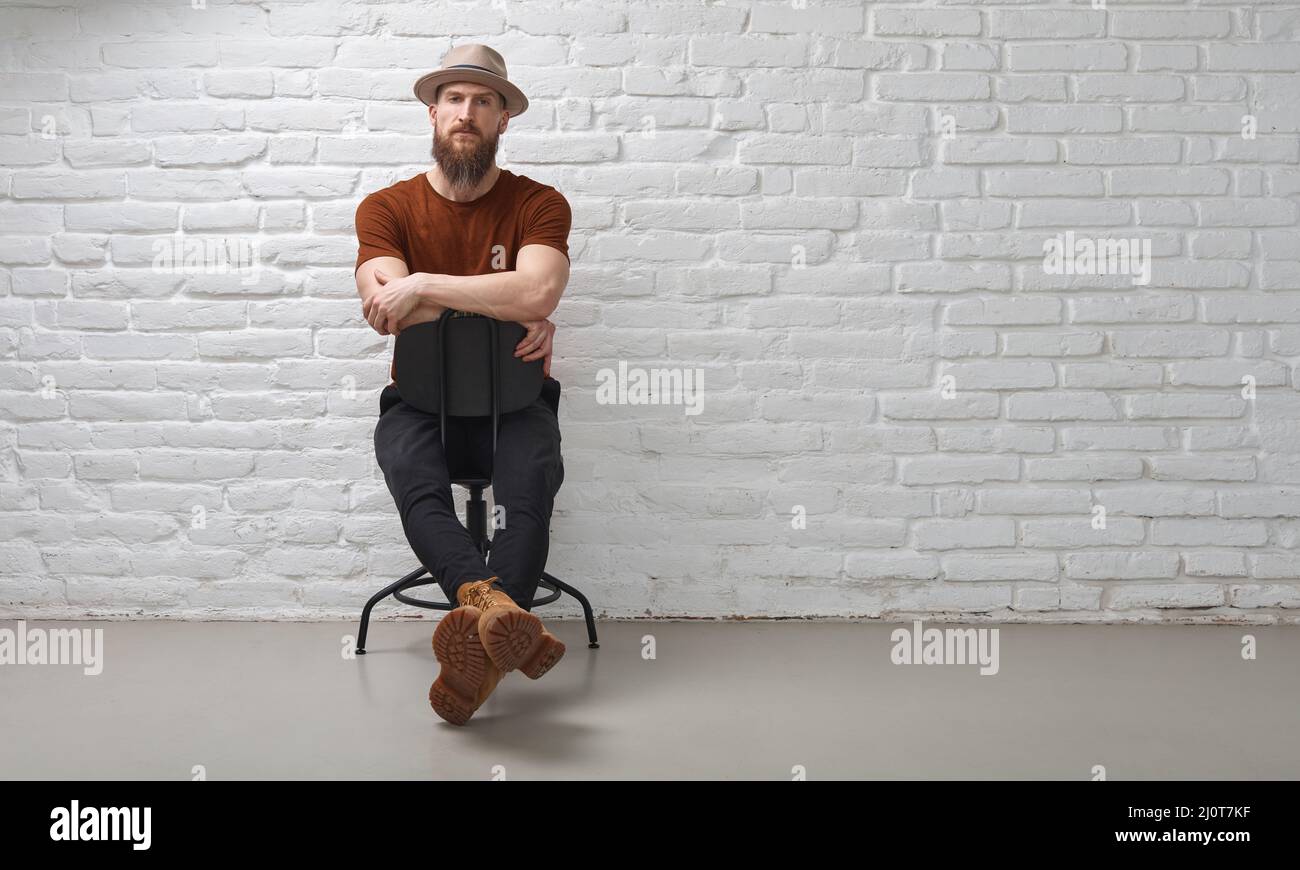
354,244,569,375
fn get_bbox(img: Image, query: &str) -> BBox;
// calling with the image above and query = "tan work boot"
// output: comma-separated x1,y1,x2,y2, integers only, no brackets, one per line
429,604,506,726
456,576,566,679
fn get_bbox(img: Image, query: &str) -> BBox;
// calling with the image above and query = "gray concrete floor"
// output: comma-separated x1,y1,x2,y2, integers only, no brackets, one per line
1,618,1296,779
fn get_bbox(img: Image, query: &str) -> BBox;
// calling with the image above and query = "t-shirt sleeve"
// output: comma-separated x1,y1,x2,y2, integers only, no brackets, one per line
354,193,407,273
519,188,571,264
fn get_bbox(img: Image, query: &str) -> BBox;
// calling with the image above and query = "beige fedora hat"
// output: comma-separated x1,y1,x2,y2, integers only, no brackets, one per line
413,43,529,117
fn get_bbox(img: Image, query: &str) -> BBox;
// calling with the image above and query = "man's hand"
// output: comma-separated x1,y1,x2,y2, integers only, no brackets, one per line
516,318,556,377
363,269,437,335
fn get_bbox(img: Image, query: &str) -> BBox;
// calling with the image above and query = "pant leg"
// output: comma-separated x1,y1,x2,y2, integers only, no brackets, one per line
373,384,493,604
480,380,565,610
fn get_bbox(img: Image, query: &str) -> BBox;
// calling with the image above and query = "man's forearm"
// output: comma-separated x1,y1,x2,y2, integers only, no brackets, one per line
417,271,547,323
395,298,444,332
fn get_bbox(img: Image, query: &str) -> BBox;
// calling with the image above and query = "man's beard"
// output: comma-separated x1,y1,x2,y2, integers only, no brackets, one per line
432,123,499,192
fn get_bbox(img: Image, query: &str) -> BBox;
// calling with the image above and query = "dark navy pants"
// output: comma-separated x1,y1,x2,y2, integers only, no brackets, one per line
374,377,564,609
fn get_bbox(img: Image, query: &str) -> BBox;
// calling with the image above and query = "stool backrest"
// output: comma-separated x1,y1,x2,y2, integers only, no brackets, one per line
392,312,544,470
393,312,543,418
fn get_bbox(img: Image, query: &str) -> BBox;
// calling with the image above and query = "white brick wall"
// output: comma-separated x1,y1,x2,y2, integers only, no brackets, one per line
2,0,1300,623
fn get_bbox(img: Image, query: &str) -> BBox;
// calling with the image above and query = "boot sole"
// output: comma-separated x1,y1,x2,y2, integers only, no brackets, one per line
481,608,566,679
429,605,488,726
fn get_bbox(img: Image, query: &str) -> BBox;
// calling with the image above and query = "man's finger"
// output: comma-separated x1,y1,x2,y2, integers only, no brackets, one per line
523,335,551,362
516,333,542,355
521,336,545,360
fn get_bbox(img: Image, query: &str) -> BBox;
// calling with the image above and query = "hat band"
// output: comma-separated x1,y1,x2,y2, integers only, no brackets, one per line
446,63,498,75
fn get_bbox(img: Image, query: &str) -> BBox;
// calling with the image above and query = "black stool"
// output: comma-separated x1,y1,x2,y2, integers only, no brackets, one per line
356,311,598,654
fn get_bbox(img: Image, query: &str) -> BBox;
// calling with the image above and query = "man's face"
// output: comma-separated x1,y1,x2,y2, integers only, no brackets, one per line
431,83,507,191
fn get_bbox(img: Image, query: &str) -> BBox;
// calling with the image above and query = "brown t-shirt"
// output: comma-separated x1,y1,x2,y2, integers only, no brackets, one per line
354,168,572,384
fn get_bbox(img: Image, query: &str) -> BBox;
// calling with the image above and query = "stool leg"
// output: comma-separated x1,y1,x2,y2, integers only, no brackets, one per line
357,566,429,654
543,571,599,649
